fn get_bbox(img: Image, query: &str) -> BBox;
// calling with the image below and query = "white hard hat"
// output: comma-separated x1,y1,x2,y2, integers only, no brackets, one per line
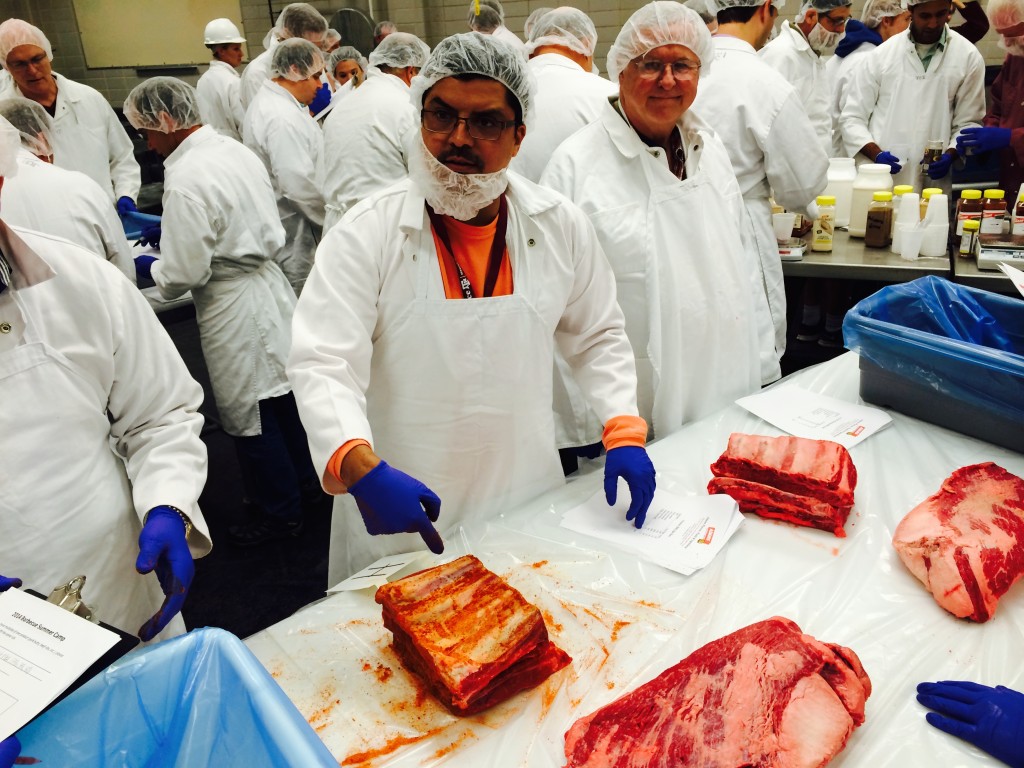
204,18,246,46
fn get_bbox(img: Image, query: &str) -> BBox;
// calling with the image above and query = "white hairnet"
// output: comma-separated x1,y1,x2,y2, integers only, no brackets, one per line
0,115,21,178
329,45,368,74
375,20,399,37
987,0,1024,28
795,0,852,21
525,7,598,57
410,32,536,131
860,0,905,25
274,3,328,42
0,19,53,70
524,7,553,38
270,38,325,81
0,97,54,158
123,77,202,134
683,0,717,23
368,32,430,69
708,0,786,12
607,2,714,82
468,0,505,32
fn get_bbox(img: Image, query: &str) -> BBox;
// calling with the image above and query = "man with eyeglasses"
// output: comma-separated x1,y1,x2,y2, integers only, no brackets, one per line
288,32,655,585
840,0,985,193
321,32,430,231
761,0,853,156
543,2,763,441
243,38,326,295
692,0,828,386
0,19,140,213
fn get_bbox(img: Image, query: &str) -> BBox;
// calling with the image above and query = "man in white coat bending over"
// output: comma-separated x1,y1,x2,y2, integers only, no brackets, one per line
542,2,763,442
692,0,828,384
0,114,211,643
239,3,327,108
839,0,985,193
288,32,656,584
321,32,430,231
196,18,247,141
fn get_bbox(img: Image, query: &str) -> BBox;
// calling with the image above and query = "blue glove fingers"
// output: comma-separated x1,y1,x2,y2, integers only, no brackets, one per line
417,517,445,555
0,735,21,768
920,680,990,701
604,470,618,507
876,151,902,174
134,254,156,281
140,224,161,248
0,575,22,592
928,155,952,179
116,197,138,216
420,487,442,523
628,484,655,529
925,710,978,742
917,692,980,722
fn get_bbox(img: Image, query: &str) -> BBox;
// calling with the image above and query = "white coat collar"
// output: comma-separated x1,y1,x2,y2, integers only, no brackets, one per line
260,78,308,110
599,99,707,162
207,59,240,78
712,35,758,55
365,67,412,93
164,124,218,168
779,20,815,57
528,53,587,73
12,72,81,106
0,220,56,289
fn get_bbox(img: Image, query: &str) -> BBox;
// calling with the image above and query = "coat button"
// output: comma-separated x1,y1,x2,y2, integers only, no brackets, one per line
528,238,536,246
0,322,10,334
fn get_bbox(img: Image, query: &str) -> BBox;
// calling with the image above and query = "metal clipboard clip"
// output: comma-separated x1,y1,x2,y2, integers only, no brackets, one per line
45,575,99,624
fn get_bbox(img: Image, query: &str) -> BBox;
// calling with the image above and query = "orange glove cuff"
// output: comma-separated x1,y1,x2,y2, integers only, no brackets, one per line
602,415,648,450
327,439,371,491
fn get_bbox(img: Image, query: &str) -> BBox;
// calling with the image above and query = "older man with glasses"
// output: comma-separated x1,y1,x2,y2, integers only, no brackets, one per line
288,32,655,585
542,1,763,443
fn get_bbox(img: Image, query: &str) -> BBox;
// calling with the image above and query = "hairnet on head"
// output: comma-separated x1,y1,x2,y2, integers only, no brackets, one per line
795,0,851,21
607,2,714,82
329,46,368,74
0,97,54,158
368,32,430,69
123,77,202,134
0,115,21,178
987,0,1024,28
275,3,328,42
860,0,905,26
410,32,536,131
708,0,787,12
525,7,598,57
0,19,53,70
270,38,325,81
468,0,505,32
524,7,553,38
375,20,399,37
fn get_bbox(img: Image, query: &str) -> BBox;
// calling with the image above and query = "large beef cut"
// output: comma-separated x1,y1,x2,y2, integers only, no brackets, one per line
374,554,571,715
708,433,857,537
892,462,1024,622
563,617,871,768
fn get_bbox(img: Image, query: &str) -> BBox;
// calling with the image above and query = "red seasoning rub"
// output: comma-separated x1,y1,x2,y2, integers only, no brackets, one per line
375,555,571,716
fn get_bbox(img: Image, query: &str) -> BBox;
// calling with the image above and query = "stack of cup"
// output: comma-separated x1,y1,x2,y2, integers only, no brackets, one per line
920,192,950,257
892,192,921,259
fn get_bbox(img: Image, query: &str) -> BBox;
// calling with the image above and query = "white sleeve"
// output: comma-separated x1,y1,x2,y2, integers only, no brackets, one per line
265,119,326,227
103,99,142,201
152,188,216,300
95,196,136,283
764,92,829,215
840,52,881,156
948,47,986,149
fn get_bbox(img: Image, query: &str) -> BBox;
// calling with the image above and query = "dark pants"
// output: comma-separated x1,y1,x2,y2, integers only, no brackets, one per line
234,393,319,521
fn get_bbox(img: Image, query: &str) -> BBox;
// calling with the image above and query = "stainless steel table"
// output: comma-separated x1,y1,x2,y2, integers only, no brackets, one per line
951,253,1023,296
781,229,950,281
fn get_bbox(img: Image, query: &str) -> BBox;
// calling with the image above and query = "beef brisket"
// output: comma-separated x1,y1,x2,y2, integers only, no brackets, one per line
892,462,1024,622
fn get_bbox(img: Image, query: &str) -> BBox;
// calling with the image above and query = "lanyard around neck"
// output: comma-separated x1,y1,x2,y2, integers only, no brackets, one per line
426,196,509,299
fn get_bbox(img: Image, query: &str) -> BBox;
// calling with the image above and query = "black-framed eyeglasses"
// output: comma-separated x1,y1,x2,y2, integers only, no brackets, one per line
421,109,517,141
8,53,47,73
632,57,701,81
819,12,849,30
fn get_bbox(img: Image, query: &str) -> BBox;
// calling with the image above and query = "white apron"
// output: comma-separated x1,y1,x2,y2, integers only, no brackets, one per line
0,336,182,640
328,211,565,584
276,213,320,297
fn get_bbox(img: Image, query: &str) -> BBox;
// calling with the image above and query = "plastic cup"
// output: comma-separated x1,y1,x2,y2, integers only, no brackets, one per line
773,212,796,244
899,227,925,261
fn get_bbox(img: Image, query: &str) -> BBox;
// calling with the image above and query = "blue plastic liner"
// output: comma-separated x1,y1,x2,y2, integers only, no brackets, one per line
843,276,1024,426
121,210,161,241
16,628,337,767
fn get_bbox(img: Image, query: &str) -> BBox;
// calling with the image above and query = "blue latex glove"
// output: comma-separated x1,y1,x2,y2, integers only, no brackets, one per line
116,196,137,217
0,736,20,768
309,82,331,113
604,446,656,529
139,224,161,248
875,151,903,174
957,126,1012,155
134,254,157,281
0,575,21,592
348,461,444,554
927,153,954,180
136,506,194,641
917,681,1024,768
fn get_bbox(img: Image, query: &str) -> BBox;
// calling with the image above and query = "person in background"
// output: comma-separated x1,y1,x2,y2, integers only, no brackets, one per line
760,0,853,156
244,39,326,295
324,28,342,53
0,19,140,214
288,32,655,584
468,0,528,53
322,33,430,231
542,2,762,441
196,18,247,142
374,20,398,48
327,45,368,92
917,681,1024,767
240,3,327,108
0,97,134,281
827,0,910,156
124,78,321,547
956,0,1024,202
840,0,985,193
524,7,554,38
692,0,828,384
0,114,211,643
684,0,720,33
951,0,991,42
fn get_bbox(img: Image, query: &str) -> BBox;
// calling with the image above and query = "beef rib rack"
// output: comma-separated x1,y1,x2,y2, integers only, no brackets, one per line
375,554,570,715
563,617,871,768
892,462,1024,622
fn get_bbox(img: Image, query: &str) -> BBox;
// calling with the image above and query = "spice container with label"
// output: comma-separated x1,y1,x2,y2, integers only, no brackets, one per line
920,188,942,220
1013,189,1024,236
959,219,980,258
980,189,1007,235
921,140,945,178
864,191,894,248
954,189,983,235
811,195,836,252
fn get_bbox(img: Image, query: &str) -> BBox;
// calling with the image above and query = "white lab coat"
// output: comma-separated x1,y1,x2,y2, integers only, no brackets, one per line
0,73,141,202
243,80,325,295
288,174,639,584
491,25,527,54
239,42,277,109
840,27,985,193
511,53,617,183
0,222,211,640
152,126,294,437
321,69,415,231
759,22,833,157
196,59,246,142
542,102,762,441
826,41,875,157
693,35,829,384
2,149,134,282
